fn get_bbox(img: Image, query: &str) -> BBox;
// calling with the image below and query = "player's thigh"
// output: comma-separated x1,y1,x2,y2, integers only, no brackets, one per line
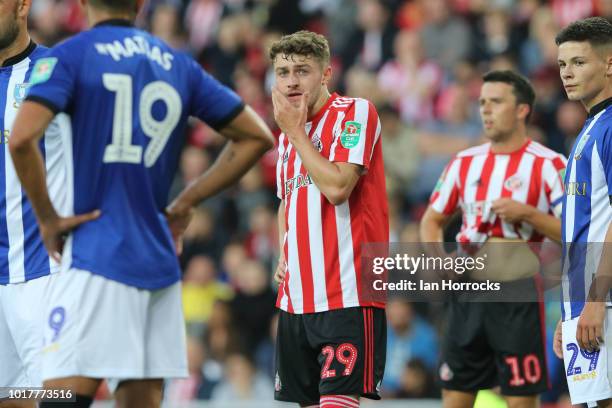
440,299,497,393
442,389,477,408
144,281,187,379
274,310,320,406
42,269,148,381
0,286,32,391
307,307,386,401
115,379,163,408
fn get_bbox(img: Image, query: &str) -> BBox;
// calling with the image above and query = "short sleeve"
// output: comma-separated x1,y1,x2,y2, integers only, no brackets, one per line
543,154,568,218
189,59,244,131
429,158,461,215
25,45,76,114
330,99,380,170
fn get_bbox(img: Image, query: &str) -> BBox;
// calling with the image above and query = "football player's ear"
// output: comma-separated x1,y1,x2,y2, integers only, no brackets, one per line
322,65,332,86
18,0,32,18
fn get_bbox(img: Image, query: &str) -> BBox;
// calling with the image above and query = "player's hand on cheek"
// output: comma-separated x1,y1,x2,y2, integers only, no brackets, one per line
272,87,308,140
40,210,101,262
576,301,606,352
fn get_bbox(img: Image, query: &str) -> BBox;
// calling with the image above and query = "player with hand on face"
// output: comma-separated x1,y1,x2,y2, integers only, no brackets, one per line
271,31,389,408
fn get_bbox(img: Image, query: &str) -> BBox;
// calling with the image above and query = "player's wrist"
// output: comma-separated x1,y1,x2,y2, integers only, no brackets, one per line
521,204,536,222
166,196,194,217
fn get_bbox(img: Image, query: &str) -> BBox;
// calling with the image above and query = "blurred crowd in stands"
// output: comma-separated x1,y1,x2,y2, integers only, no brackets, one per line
27,0,608,404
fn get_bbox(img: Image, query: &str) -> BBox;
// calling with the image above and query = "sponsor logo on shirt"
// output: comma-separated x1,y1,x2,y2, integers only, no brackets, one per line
565,182,588,196
340,121,361,149
285,174,313,196
464,201,488,216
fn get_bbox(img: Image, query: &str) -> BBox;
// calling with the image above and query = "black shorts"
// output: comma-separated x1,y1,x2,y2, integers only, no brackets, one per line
274,306,386,405
439,278,549,396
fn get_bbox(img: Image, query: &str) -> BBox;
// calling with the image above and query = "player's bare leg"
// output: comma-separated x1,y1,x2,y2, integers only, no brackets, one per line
597,398,612,408
0,401,36,408
114,379,163,408
442,389,477,408
40,377,100,407
504,395,539,408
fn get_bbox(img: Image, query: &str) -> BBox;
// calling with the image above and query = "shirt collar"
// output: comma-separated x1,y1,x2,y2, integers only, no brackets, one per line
94,18,134,28
2,40,36,67
588,97,612,118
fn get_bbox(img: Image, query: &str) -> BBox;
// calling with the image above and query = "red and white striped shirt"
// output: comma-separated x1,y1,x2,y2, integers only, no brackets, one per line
276,93,388,314
430,140,567,243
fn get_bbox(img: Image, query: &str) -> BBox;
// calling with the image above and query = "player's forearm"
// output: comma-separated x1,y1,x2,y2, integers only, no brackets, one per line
587,222,612,302
290,132,354,205
173,138,268,208
523,207,562,243
419,213,444,242
9,139,57,223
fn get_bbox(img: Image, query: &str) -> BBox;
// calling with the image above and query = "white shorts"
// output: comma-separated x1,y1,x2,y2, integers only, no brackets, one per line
41,268,187,383
0,276,50,393
562,311,612,405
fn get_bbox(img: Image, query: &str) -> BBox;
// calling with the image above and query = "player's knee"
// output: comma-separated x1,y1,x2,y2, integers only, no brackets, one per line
319,395,359,408
39,394,93,408
442,389,477,408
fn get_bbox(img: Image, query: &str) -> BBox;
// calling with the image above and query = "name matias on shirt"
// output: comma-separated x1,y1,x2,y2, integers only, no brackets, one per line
94,36,173,71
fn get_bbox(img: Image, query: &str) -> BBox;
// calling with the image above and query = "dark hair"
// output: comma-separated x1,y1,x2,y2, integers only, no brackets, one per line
269,30,330,66
482,70,536,122
90,0,137,12
555,17,612,47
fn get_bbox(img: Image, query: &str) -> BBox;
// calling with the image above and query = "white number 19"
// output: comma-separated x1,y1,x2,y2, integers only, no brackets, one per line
102,73,182,167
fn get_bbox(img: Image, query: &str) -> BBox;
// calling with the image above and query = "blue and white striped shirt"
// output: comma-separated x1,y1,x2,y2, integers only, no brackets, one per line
0,42,66,285
561,97,612,320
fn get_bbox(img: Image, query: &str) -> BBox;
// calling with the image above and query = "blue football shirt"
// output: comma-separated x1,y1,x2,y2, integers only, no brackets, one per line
26,20,244,289
0,42,66,285
561,98,612,320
